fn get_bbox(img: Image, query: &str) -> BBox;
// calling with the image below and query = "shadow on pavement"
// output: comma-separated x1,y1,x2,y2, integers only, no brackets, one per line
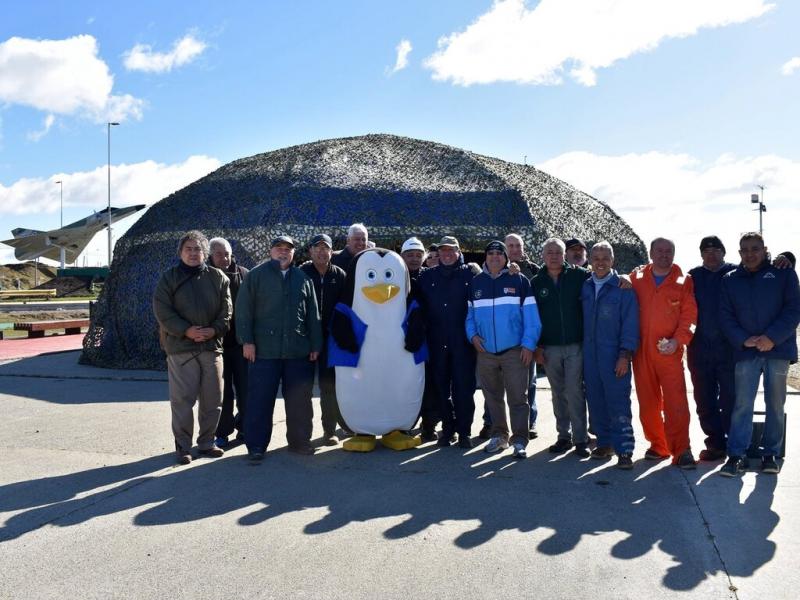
0,442,778,591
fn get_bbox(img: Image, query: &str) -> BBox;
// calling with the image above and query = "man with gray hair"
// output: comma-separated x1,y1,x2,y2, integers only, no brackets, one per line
332,223,368,271
208,237,250,449
531,238,591,457
154,230,232,464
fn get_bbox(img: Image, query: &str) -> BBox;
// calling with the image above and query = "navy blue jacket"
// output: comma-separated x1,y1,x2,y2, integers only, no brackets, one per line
720,261,800,362
581,272,640,358
688,262,737,345
417,260,474,356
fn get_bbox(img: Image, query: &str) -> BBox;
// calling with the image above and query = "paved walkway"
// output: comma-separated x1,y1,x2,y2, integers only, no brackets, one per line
0,333,84,360
0,351,796,599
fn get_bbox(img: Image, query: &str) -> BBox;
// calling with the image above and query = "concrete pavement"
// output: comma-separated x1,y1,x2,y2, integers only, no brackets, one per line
0,351,796,599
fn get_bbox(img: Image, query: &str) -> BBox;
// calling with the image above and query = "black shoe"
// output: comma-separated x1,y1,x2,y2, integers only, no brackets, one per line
322,431,340,446
458,435,474,449
528,426,538,440
676,450,697,470
574,442,590,458
478,424,491,440
420,428,438,443
176,450,192,465
198,446,224,458
248,450,265,462
549,438,572,454
288,444,316,456
616,453,634,470
699,448,726,462
591,446,615,460
719,456,747,477
644,448,670,461
761,455,780,474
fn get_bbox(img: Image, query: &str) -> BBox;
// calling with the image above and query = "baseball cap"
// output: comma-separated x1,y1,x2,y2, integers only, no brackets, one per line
308,233,333,248
401,237,426,254
564,238,587,250
699,235,725,253
437,236,460,249
270,235,295,248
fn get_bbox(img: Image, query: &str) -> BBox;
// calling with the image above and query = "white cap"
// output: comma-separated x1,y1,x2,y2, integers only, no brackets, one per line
401,237,426,254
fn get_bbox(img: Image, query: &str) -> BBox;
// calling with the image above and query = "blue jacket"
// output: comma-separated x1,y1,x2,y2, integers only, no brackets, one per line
720,261,800,362
465,268,541,353
417,260,475,355
581,272,640,357
688,262,737,345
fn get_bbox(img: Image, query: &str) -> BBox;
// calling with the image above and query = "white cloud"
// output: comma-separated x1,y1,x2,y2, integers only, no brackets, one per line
0,35,144,122
424,0,774,86
781,56,800,76
26,114,56,142
390,39,413,74
0,155,221,217
538,150,799,269
123,34,207,73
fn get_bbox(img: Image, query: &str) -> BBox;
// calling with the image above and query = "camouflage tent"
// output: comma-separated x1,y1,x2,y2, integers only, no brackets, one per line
81,134,647,369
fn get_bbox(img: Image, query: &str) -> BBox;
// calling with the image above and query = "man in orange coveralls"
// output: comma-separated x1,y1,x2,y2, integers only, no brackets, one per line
631,238,698,469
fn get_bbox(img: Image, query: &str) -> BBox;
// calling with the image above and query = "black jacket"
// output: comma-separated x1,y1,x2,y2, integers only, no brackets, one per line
211,259,249,348
300,261,347,336
417,259,475,357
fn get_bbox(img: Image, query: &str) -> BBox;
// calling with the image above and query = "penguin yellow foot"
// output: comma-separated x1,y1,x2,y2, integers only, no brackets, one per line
380,430,422,451
343,435,377,452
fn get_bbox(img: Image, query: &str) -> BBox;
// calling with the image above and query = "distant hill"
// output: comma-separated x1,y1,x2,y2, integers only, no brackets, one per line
0,262,55,291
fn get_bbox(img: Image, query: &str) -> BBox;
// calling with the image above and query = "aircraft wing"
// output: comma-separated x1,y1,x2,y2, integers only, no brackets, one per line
0,230,94,263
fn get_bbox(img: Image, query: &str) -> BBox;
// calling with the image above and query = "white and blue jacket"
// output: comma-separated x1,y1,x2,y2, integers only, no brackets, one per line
465,267,541,353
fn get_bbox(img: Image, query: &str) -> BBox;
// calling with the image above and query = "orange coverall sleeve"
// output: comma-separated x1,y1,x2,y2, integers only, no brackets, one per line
673,275,697,347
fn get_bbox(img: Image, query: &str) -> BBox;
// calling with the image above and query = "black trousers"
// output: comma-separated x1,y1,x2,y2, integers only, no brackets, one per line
216,345,248,438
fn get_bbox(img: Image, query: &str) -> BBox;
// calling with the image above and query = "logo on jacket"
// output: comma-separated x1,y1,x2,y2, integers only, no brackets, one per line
763,272,775,279
474,290,482,299
503,287,516,294
539,288,549,298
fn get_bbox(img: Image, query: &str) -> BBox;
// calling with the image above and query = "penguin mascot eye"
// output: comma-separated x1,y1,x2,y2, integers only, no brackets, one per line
365,269,377,281
383,268,394,281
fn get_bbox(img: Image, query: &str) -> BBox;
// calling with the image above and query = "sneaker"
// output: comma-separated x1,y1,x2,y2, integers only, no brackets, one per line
591,446,615,460
512,443,527,459
458,435,474,449
644,448,670,461
176,450,192,465
248,450,265,462
616,453,634,470
322,431,340,446
478,424,492,440
549,438,573,454
288,444,316,456
574,443,591,458
198,446,224,458
699,448,726,462
528,426,538,440
676,450,697,470
484,437,509,453
719,456,747,477
215,436,229,449
761,455,780,474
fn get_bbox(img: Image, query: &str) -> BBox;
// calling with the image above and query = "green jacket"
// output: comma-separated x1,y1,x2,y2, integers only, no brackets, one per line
153,263,232,355
531,263,589,346
235,260,323,359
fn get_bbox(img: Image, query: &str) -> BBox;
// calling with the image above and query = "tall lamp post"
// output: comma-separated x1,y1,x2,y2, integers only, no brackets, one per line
55,179,65,269
107,122,119,268
750,184,766,236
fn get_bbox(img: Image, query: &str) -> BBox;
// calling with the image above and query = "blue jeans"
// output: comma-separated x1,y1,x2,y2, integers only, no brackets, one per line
727,357,789,458
245,357,315,453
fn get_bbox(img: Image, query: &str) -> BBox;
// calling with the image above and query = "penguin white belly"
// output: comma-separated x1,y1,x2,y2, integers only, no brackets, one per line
336,324,424,436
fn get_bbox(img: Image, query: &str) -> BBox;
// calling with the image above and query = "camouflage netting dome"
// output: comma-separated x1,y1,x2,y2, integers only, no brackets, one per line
81,133,647,369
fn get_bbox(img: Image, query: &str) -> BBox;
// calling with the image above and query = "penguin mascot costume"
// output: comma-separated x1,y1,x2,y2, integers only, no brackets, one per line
328,247,428,451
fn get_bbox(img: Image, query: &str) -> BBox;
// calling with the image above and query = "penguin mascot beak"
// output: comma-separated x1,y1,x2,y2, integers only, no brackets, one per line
361,283,400,304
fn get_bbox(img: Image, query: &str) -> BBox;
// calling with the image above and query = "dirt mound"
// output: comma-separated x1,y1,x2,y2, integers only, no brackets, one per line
0,262,55,290
35,276,93,297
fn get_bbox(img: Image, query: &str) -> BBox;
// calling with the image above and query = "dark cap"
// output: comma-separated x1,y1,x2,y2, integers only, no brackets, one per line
271,235,295,248
565,238,587,250
485,240,508,259
427,244,439,252
438,236,460,249
308,233,332,248
699,235,725,253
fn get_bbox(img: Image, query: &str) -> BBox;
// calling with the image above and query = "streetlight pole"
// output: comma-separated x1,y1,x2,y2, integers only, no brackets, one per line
750,185,766,236
107,122,119,268
55,179,65,269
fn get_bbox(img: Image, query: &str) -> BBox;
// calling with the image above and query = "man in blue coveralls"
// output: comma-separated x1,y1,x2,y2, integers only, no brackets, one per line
581,242,640,470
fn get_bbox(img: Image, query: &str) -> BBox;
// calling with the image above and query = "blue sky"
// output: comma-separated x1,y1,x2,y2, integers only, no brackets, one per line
1,0,797,269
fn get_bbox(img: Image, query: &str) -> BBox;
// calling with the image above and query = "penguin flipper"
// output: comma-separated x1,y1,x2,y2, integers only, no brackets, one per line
331,306,360,353
403,304,426,353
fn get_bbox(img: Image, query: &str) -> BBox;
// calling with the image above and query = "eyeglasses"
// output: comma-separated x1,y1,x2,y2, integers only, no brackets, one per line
183,246,203,253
